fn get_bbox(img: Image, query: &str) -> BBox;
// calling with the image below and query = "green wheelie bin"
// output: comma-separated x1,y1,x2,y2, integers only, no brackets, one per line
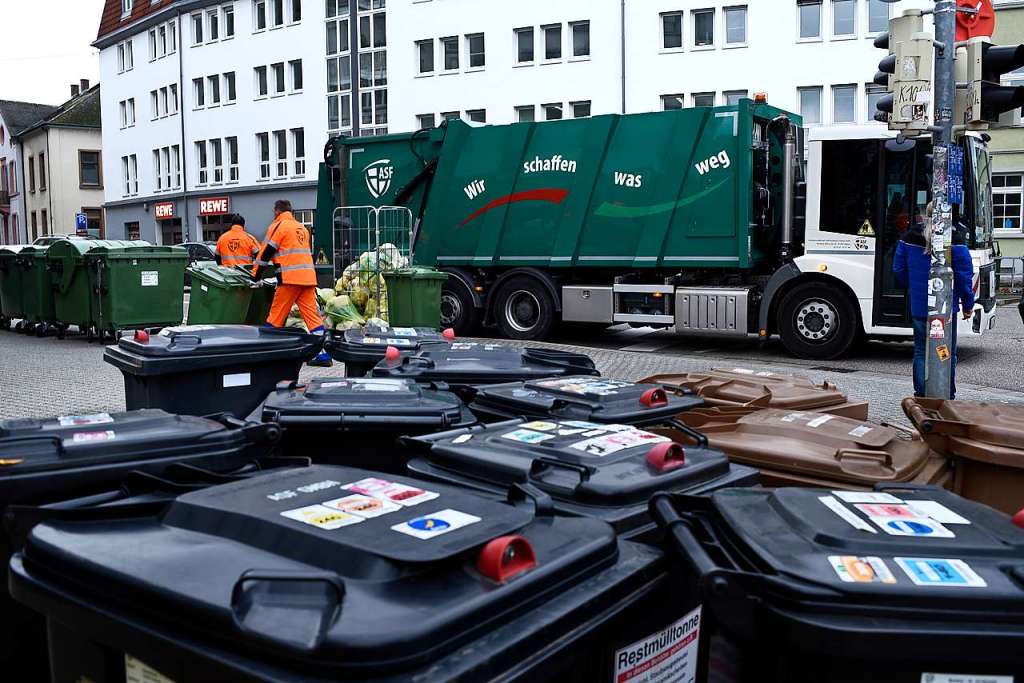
245,279,276,325
85,244,188,338
19,246,57,336
382,267,448,328
0,245,27,330
186,262,258,325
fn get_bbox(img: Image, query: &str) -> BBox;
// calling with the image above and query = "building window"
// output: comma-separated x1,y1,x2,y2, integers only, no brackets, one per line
125,221,140,240
255,66,269,98
416,113,436,129
39,153,46,191
515,27,534,63
257,132,271,179
798,0,822,40
466,109,486,123
162,147,171,190
571,100,591,118
207,8,220,41
328,17,350,55
28,157,35,193
832,84,856,122
290,0,301,23
226,137,239,182
866,83,886,121
192,12,204,45
149,28,158,60
272,62,286,95
437,36,457,71
254,0,267,31
798,86,822,125
543,24,562,60
467,33,485,68
271,0,285,28
30,212,37,240
41,209,47,235
208,74,222,106
724,90,748,105
121,154,138,197
224,72,237,103
516,105,535,122
273,130,288,178
117,40,134,73
570,21,590,57
196,142,209,185
292,128,305,175
662,94,685,111
416,39,434,74
832,0,855,37
662,12,683,50
153,149,163,191
121,0,132,18
724,6,747,45
441,111,460,122
79,151,102,189
993,174,1024,233
543,102,563,120
693,92,715,107
224,5,235,38
193,78,205,108
692,9,714,47
290,60,303,92
119,98,136,128
211,138,224,183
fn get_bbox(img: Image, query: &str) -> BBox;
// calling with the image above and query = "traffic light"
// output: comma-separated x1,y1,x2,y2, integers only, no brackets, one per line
873,10,931,131
957,38,1024,126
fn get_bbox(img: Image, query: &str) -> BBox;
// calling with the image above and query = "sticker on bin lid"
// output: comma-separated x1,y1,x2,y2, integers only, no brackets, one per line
920,674,1012,683
854,504,918,519
832,491,905,505
848,425,874,438
570,428,669,458
534,377,633,396
869,516,955,538
780,412,809,423
807,415,835,428
560,420,606,430
521,421,558,432
322,494,401,518
502,429,555,445
345,378,411,392
819,496,877,534
343,478,439,506
729,368,756,374
895,558,987,588
453,434,473,444
391,328,418,337
392,508,481,540
161,325,217,335
71,430,116,443
828,556,897,584
362,336,414,347
280,504,364,530
906,500,971,525
614,605,701,683
125,655,175,683
58,412,113,427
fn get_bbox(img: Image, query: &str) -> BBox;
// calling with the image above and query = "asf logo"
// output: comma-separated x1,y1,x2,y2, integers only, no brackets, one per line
364,159,395,199
464,179,486,200
694,150,731,176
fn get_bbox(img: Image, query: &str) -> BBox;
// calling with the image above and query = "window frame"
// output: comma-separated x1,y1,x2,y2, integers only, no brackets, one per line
992,173,1024,236
661,11,684,51
38,152,46,191
440,36,460,72
692,8,715,49
832,83,857,123
253,0,267,32
542,23,562,62
798,85,824,125
723,5,748,47
571,100,591,118
79,150,102,189
271,62,287,96
289,60,303,93
570,21,590,59
692,92,715,107
515,105,535,122
866,0,889,35
415,39,435,75
542,102,563,121
255,66,269,99
466,109,486,123
466,32,486,70
724,90,748,106
191,12,204,45
196,141,209,186
193,77,205,109
797,0,823,42
831,0,857,40
514,27,535,65
256,132,271,180
416,113,436,129
661,93,686,111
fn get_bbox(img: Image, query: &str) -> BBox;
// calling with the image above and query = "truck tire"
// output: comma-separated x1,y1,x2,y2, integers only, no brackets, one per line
440,280,479,335
494,276,556,341
778,282,859,360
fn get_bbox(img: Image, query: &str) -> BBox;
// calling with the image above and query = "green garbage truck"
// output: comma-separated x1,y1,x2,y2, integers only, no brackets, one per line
316,99,997,359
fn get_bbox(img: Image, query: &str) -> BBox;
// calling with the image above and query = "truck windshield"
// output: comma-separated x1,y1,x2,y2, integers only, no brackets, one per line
966,137,994,250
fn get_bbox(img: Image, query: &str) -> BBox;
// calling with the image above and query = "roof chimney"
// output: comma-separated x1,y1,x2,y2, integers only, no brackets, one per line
71,84,80,97
80,79,90,93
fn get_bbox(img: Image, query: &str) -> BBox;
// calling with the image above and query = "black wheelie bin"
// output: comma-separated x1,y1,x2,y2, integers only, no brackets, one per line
651,484,1024,683
323,324,453,377
405,418,758,540
0,409,282,680
259,377,477,472
104,325,325,419
10,464,707,683
468,376,704,425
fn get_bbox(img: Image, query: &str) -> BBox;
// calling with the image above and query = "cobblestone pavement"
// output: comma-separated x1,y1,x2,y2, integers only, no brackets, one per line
1,307,1022,426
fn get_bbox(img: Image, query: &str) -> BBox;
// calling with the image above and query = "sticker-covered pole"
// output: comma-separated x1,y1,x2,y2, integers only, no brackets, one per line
925,0,957,399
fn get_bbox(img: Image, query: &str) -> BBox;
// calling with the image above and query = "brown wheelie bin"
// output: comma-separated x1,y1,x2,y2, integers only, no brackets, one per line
663,406,950,490
903,397,1024,515
640,368,869,420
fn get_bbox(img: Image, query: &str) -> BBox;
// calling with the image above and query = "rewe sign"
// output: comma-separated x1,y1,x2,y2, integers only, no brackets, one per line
154,202,175,220
199,197,230,216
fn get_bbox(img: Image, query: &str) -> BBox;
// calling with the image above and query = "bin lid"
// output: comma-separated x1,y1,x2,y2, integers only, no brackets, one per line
471,376,703,426
382,267,450,281
19,245,49,259
673,407,935,486
324,325,449,362
262,377,474,430
84,244,184,257
188,262,255,288
640,368,852,411
668,486,1024,637
46,239,148,260
409,418,735,510
904,398,1024,468
0,245,29,256
372,342,598,385
15,464,632,675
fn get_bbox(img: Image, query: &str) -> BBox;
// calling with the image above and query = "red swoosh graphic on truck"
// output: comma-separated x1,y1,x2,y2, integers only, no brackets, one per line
461,188,569,226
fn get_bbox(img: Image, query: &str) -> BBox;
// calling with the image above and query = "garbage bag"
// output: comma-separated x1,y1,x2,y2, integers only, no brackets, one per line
326,295,366,326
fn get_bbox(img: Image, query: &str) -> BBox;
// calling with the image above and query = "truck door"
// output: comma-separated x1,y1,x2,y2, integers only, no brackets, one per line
872,143,929,329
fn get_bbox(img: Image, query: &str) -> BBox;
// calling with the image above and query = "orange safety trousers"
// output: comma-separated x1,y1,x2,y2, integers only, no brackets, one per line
267,284,324,331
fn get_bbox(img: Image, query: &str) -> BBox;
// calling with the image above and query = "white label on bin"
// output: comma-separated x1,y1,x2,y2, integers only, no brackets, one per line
223,372,251,388
613,605,701,683
896,558,987,588
391,327,418,337
807,414,834,428
391,508,480,540
828,556,896,584
906,500,971,525
280,504,363,530
72,430,116,443
125,654,177,683
58,412,113,426
322,494,401,518
921,674,1012,683
848,425,873,438
869,516,955,538
453,434,473,444
141,271,159,287
832,491,904,505
501,429,555,445
200,284,208,292
818,496,877,534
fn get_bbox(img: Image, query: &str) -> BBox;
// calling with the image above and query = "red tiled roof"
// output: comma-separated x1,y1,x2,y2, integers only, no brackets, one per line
96,0,176,42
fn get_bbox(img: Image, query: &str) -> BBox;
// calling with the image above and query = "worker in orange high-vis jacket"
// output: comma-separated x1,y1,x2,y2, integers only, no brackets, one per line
215,215,260,268
253,200,333,367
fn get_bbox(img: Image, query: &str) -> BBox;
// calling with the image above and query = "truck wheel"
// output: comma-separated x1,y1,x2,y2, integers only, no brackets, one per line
778,282,859,360
494,276,555,341
440,281,478,335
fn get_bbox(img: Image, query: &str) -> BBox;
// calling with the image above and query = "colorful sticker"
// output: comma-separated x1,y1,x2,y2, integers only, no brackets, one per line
854,504,917,519
848,425,873,438
502,429,555,445
391,508,481,540
58,413,113,427
807,415,834,428
343,478,440,506
71,430,116,443
560,420,605,430
929,317,946,340
125,655,176,683
895,558,987,587
614,606,701,683
535,377,633,396
828,556,897,584
869,516,955,538
818,496,877,534
521,421,558,432
570,428,668,457
280,504,364,529
906,500,971,525
833,491,904,505
936,345,951,362
322,494,401,518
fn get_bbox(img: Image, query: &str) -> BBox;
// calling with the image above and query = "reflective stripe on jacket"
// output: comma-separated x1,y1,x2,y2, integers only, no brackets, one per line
255,212,317,285
216,225,260,267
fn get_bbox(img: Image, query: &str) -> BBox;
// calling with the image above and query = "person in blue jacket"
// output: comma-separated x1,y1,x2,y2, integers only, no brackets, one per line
893,222,976,398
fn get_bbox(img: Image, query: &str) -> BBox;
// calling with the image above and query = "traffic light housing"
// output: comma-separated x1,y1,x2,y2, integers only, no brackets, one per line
958,38,1024,126
873,11,930,131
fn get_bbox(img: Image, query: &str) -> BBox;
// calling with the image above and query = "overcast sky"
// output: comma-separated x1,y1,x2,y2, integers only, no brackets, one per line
0,0,106,105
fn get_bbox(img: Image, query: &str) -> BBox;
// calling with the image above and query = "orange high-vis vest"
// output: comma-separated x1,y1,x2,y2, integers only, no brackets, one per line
254,212,317,286
216,225,260,267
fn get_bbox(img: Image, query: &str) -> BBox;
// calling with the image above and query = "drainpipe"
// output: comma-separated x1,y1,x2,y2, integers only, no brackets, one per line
177,9,190,243
620,0,627,114
45,127,54,235
779,117,796,262
17,139,28,242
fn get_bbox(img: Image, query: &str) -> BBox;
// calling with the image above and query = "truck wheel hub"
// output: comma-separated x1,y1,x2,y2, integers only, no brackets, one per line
796,300,836,342
440,292,462,326
505,290,540,333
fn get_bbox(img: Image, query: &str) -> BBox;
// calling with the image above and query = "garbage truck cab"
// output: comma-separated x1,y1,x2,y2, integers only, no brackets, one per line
317,100,997,360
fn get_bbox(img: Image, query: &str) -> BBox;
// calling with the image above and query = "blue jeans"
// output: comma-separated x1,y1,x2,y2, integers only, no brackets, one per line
912,316,957,399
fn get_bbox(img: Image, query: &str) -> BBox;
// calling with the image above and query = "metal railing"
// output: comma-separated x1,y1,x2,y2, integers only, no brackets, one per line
996,255,1024,297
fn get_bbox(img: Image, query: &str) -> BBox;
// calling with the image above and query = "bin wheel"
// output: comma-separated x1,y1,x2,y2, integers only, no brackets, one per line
56,325,66,340
493,276,556,341
0,318,8,331
86,326,96,343
12,320,22,333
36,323,50,338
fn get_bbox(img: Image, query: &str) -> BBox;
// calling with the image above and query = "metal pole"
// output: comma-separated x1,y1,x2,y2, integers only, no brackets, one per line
925,0,957,399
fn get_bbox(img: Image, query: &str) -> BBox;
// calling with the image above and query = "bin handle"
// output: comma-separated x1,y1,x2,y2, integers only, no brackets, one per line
528,457,590,493
0,435,64,457
649,493,722,579
167,333,203,348
668,419,710,448
400,355,435,370
835,449,894,469
231,569,345,653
